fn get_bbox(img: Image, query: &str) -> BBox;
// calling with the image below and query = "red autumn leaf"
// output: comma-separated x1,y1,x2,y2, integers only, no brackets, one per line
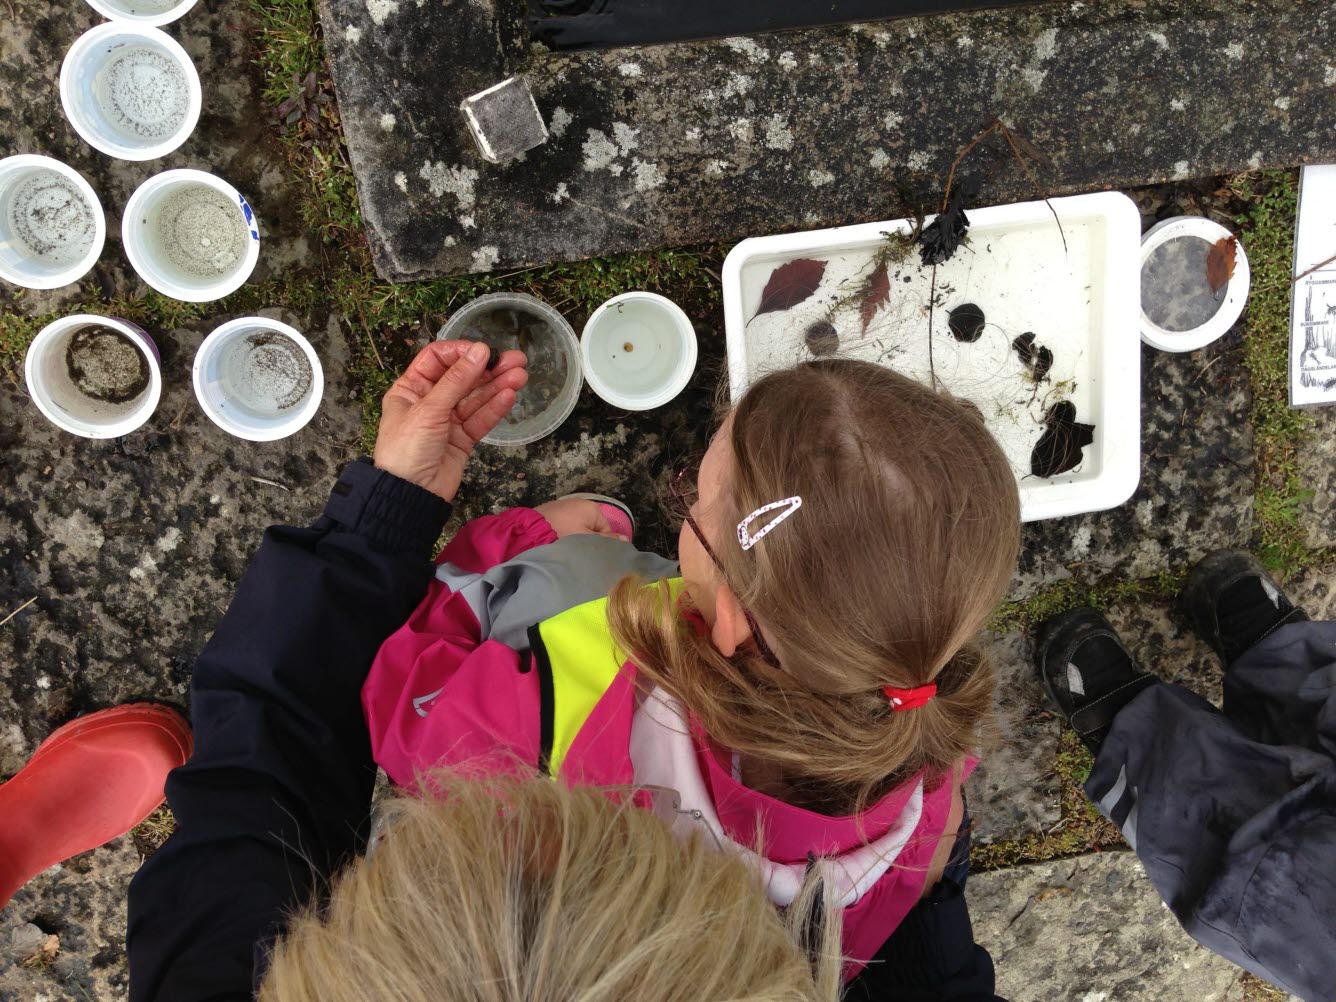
751,258,827,320
1206,235,1238,293
859,263,891,334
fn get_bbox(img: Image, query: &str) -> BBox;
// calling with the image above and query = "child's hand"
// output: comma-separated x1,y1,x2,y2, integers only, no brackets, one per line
374,341,528,502
535,498,631,542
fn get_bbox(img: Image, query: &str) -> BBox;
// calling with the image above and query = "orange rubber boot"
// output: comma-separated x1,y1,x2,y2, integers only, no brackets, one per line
0,704,192,907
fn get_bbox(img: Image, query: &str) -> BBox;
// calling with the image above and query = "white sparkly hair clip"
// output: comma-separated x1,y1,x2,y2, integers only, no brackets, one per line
737,496,803,551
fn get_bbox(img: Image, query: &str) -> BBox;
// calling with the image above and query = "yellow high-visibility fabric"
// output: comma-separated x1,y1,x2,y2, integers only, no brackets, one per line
536,578,685,777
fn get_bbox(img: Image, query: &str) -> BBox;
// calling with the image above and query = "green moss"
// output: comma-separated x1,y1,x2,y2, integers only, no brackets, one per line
988,567,1185,635
1234,171,1313,575
971,729,1123,870
0,276,321,378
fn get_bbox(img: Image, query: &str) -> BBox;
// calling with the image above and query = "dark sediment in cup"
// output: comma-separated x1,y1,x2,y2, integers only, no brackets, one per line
97,45,189,141
240,332,313,411
9,170,96,266
64,326,150,404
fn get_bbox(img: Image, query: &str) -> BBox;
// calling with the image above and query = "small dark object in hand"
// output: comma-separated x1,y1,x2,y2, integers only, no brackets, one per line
486,346,499,370
948,303,986,343
919,180,976,266
1031,400,1095,478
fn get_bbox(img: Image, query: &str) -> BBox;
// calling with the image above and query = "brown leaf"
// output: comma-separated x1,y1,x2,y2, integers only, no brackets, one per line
751,258,827,320
859,263,891,334
1206,235,1238,293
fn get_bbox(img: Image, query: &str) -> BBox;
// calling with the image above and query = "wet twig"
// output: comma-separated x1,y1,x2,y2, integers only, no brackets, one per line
0,596,37,629
939,118,1068,256
357,311,385,370
248,476,291,492
1294,250,1336,284
927,265,938,390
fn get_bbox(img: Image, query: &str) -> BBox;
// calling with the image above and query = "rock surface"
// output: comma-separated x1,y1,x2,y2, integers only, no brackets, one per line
971,852,1248,1001
0,310,359,773
0,837,141,1001
320,0,1336,280
1299,409,1336,550
968,631,1061,842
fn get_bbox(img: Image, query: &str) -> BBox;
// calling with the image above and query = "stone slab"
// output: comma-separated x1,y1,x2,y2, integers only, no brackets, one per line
0,836,140,1000
0,3,312,316
967,631,1061,843
971,852,1247,1001
320,0,1336,280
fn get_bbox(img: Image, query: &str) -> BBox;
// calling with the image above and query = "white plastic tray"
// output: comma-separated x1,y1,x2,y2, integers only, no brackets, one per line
722,192,1142,522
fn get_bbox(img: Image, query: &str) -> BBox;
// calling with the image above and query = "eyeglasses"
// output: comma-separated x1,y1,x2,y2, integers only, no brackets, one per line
669,463,782,668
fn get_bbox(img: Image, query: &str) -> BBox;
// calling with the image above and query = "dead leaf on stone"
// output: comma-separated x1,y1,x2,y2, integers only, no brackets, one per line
859,263,891,334
20,934,59,969
750,258,827,321
1206,235,1238,293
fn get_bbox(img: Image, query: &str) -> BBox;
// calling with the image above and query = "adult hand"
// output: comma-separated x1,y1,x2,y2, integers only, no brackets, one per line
373,341,528,502
535,498,630,542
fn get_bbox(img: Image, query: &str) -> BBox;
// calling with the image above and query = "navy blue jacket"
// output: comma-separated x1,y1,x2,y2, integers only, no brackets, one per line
126,459,1003,1001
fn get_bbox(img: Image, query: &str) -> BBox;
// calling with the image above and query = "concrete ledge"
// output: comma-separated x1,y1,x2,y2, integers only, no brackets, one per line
320,0,1336,280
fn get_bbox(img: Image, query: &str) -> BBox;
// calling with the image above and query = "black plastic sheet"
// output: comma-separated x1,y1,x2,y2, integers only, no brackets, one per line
530,0,1045,50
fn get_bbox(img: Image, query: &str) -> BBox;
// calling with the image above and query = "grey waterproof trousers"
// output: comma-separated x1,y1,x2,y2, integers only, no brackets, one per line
1085,621,1336,1002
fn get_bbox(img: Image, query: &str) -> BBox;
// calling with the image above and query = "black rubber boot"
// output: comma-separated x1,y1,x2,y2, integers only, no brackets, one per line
1182,550,1309,667
1035,608,1160,756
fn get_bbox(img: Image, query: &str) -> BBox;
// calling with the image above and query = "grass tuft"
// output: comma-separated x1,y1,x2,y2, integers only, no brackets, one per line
1232,171,1313,575
131,806,178,860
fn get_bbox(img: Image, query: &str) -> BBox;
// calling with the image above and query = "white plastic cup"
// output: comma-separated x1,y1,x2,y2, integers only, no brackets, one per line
581,292,698,410
1140,216,1251,353
60,22,201,161
83,0,200,27
436,292,583,447
123,169,261,302
193,317,324,441
24,314,162,438
0,155,106,290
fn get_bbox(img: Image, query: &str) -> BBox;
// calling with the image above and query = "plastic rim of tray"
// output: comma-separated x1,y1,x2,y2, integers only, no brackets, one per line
720,192,1143,523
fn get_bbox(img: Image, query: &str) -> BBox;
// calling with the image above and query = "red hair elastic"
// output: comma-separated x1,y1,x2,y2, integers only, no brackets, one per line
883,682,937,711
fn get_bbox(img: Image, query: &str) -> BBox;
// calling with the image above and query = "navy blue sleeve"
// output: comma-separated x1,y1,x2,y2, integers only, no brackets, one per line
126,458,450,1002
844,883,1005,1001
844,845,1006,1002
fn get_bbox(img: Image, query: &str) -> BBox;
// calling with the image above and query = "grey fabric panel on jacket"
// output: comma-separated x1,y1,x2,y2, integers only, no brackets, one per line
1086,622,1336,1002
435,534,678,651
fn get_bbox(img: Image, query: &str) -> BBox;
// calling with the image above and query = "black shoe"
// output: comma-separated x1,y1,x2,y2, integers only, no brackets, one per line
1183,550,1309,667
1035,608,1160,755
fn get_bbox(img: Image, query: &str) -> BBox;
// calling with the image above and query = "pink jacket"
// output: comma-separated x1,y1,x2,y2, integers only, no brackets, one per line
363,508,965,977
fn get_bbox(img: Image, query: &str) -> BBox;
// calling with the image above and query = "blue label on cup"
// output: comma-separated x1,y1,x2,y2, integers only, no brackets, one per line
239,196,260,241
